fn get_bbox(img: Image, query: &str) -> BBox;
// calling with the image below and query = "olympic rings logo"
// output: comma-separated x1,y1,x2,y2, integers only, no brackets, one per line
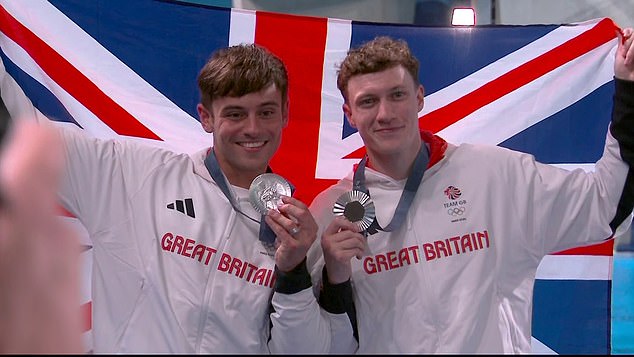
447,207,466,216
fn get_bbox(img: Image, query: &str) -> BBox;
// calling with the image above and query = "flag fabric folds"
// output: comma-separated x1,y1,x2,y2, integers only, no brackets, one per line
0,0,621,354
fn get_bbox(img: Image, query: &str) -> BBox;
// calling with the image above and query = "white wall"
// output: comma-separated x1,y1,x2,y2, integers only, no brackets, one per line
234,0,418,23
233,0,634,28
495,0,634,27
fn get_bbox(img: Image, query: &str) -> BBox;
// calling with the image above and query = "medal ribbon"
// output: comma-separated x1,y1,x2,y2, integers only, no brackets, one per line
353,144,429,235
204,149,286,246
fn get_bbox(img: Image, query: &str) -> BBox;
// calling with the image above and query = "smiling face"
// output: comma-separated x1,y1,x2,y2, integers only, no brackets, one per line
197,83,288,188
196,44,289,188
343,65,424,167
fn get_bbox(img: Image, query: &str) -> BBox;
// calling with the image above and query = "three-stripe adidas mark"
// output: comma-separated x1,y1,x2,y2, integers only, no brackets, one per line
167,198,195,218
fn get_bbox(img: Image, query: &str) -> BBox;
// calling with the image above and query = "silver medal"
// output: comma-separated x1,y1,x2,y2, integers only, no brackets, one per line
249,173,292,215
333,190,376,231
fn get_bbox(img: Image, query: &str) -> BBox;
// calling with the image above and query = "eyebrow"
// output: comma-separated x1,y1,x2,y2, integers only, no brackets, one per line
257,101,281,108
357,85,408,97
221,101,281,111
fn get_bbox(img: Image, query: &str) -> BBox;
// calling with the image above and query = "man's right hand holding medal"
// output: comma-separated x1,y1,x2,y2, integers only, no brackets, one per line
320,216,366,285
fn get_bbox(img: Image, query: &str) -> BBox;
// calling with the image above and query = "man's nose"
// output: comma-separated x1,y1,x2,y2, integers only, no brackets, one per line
376,99,393,122
243,113,262,134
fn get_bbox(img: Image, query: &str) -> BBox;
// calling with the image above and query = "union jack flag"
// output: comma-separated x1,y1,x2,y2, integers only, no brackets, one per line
0,0,621,353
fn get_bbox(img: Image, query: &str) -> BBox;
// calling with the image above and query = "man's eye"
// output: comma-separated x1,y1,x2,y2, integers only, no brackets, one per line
225,112,245,120
260,109,276,118
359,98,376,107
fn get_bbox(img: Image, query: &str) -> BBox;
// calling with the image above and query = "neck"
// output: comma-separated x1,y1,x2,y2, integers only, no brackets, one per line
367,142,422,180
211,150,266,190
224,171,259,190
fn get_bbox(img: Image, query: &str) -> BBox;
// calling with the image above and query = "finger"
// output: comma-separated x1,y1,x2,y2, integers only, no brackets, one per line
0,124,65,232
322,227,364,253
332,233,366,253
616,28,625,51
323,233,366,263
267,209,298,238
625,29,634,66
264,214,290,246
280,195,307,210
337,215,363,233
328,231,366,249
277,196,309,224
278,196,318,235
329,248,365,263
324,215,360,236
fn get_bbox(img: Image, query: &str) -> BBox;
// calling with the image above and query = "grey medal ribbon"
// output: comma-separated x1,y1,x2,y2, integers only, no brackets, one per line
204,149,293,246
353,144,429,235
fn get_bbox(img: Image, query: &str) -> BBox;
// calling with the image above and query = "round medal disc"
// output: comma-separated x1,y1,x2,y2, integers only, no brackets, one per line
332,190,376,231
249,173,292,215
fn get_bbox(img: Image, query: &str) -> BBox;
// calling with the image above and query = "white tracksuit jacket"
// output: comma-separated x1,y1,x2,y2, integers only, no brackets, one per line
58,126,326,354
303,78,634,353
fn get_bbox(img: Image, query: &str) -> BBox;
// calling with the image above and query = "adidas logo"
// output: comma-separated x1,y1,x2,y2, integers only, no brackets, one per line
167,198,195,218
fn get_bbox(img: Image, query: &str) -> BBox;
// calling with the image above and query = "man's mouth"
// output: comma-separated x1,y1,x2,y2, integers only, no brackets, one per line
375,126,402,133
239,141,266,148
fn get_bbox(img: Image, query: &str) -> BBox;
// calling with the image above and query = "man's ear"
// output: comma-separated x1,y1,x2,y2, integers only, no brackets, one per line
282,98,290,128
343,102,356,128
417,84,425,112
197,103,213,133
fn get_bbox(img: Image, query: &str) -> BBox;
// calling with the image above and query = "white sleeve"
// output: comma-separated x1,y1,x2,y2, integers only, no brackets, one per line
268,281,357,354
58,126,176,235
507,125,630,256
268,287,333,354
326,310,358,353
268,222,358,354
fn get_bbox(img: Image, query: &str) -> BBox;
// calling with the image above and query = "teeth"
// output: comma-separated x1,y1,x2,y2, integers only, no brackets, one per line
241,141,265,148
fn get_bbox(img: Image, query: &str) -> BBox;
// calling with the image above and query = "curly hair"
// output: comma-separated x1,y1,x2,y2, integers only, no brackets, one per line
336,36,419,101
